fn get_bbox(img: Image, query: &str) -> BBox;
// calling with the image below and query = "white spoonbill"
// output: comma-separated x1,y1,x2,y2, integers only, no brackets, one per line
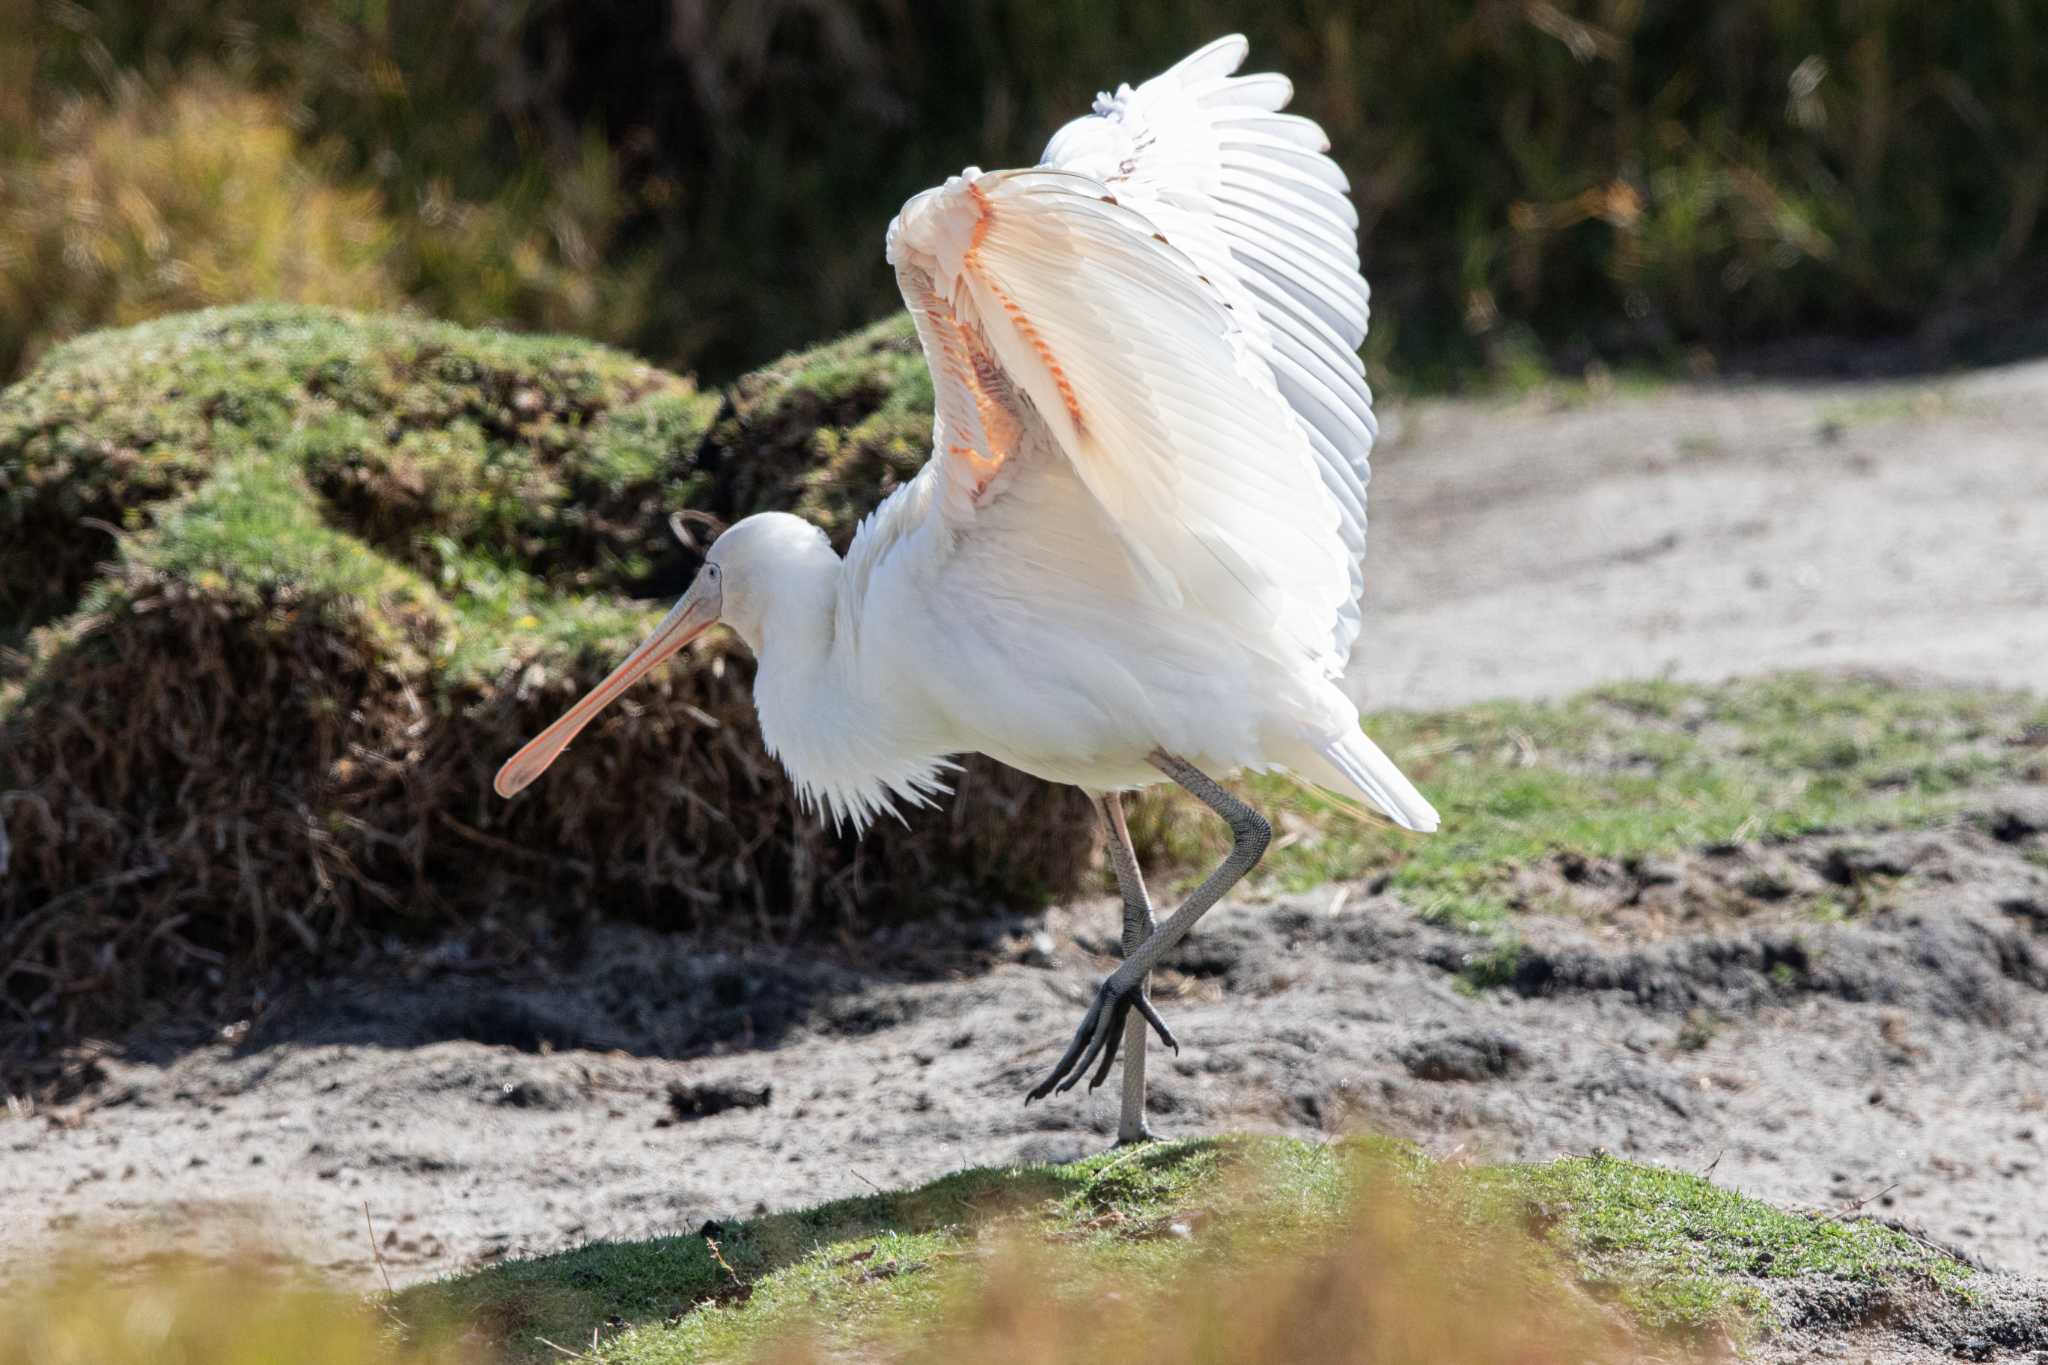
494,34,1438,1145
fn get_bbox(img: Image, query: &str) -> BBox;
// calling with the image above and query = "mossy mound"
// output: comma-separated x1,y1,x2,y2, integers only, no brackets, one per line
0,306,1093,1066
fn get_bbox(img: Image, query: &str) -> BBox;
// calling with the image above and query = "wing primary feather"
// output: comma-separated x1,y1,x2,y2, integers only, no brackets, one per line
1191,72,1293,112
1166,33,1250,82
1218,111,1330,150
893,36,1384,671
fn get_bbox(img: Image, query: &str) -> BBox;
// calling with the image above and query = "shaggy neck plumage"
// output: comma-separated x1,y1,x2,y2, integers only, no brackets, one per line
744,543,949,831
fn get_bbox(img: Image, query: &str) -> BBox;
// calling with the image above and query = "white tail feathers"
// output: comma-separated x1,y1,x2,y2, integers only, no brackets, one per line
1315,728,1440,833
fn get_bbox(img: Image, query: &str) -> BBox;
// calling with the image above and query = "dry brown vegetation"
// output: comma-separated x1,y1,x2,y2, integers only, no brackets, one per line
0,307,1091,1079
810,1191,1656,1365
0,1252,480,1365
0,78,404,378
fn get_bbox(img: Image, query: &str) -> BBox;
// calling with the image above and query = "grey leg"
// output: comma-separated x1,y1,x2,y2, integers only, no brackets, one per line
1095,793,1158,1145
1028,753,1270,1103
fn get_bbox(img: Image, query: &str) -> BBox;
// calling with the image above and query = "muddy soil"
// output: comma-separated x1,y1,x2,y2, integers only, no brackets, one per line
5,363,2048,1359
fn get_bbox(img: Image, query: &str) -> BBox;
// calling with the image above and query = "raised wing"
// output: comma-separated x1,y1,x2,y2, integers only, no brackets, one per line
886,167,1349,673
1040,34,1378,662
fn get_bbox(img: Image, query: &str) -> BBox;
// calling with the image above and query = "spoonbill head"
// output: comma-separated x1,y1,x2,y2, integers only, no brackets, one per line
493,513,831,800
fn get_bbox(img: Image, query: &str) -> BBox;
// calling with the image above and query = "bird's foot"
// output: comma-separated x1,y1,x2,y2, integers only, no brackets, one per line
1025,974,1178,1103
1114,1122,1159,1148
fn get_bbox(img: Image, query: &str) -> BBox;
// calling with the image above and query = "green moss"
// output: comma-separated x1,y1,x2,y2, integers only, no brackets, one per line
396,1136,1971,1362
0,302,725,721
434,555,662,684
1481,1155,1970,1334
130,453,451,659
0,305,717,652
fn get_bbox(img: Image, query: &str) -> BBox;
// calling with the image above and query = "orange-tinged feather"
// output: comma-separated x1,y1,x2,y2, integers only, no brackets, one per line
915,251,1015,504
961,181,1087,437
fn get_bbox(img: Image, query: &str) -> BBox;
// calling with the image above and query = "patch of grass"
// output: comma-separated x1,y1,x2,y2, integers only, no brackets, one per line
129,452,453,663
1453,935,1526,993
395,1138,1436,1361
2,1142,1980,1362
1814,386,1958,436
403,1155,1096,1359
394,1136,1970,1363
1481,1155,1971,1334
1135,673,2047,952
1806,893,1850,924
399,1142,1265,1362
1674,1010,1720,1051
431,549,662,685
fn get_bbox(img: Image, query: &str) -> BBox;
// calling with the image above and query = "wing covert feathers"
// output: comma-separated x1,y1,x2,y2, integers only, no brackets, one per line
888,166,1351,671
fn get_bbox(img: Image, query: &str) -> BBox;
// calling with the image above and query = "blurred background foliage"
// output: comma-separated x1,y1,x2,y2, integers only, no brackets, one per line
2,0,2044,388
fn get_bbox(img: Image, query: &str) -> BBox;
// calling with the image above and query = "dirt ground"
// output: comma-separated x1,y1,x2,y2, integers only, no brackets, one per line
6,362,2048,1356
1352,359,2048,709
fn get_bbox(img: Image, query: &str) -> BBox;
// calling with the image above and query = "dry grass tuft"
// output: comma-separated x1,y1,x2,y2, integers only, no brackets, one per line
0,1252,479,1365
870,1195,1653,1365
0,78,404,380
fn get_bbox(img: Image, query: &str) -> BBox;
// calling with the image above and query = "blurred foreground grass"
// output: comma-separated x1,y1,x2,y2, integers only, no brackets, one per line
0,1255,478,1365
2,1137,1973,1363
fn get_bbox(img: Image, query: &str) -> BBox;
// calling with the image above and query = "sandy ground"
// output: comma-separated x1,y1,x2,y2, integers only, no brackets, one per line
8,820,2046,1291
6,362,2048,1354
1354,360,2048,709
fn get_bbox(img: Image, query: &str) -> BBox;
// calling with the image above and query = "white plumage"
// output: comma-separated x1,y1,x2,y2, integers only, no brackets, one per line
496,33,1435,833
494,35,1437,1136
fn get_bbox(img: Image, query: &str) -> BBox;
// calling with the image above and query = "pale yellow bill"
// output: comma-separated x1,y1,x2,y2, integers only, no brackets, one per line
493,577,721,798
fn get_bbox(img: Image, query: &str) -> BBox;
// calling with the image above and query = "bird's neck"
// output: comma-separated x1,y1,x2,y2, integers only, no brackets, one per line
745,549,845,694
749,550,860,794
747,536,949,828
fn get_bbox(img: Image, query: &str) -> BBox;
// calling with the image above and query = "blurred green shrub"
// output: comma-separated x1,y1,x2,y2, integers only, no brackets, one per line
399,132,655,351
4,2,2046,385
0,78,403,377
